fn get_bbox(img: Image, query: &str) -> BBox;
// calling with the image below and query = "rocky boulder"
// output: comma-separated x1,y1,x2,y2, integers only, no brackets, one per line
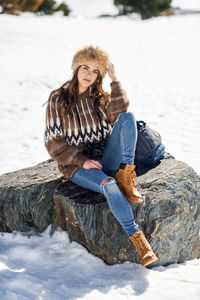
0,154,199,267
0,160,61,232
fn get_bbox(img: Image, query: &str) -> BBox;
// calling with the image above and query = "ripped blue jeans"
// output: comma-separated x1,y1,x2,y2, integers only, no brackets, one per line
70,112,139,237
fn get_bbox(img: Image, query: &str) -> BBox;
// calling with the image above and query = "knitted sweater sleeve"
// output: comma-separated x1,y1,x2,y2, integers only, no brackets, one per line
44,92,88,168
105,81,130,125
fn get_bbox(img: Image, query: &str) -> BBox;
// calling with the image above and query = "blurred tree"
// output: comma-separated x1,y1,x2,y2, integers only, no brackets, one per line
54,2,70,16
38,0,70,16
0,0,42,14
0,0,70,16
113,0,172,19
0,0,43,15
21,0,43,11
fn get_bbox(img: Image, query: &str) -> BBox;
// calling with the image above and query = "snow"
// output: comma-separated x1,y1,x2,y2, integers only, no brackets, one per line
0,0,200,299
173,0,200,10
66,0,118,18
0,227,199,300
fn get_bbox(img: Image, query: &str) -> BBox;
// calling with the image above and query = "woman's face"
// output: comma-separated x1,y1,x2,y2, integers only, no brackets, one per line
77,61,99,93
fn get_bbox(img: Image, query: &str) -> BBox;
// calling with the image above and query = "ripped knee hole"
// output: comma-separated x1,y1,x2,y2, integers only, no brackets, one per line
101,178,114,185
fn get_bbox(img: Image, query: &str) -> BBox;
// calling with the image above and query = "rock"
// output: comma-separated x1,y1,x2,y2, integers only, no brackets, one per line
0,154,199,266
0,159,62,232
53,153,200,266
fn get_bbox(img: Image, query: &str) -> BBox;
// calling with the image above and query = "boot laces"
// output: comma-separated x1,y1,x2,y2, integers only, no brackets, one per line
138,237,151,253
126,169,136,186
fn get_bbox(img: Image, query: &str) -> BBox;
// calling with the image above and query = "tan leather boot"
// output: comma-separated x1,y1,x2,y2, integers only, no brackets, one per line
129,231,158,267
115,164,143,203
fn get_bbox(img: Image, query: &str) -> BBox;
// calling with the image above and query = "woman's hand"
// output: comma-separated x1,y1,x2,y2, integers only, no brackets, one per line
83,159,103,170
107,63,118,82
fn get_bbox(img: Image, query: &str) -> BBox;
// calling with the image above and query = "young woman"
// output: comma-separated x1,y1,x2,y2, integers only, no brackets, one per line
44,45,158,267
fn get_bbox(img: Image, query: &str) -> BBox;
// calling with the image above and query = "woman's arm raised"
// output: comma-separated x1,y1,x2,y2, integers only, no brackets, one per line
105,63,130,125
107,63,118,82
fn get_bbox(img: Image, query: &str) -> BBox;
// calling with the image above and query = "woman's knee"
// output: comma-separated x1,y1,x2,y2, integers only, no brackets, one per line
118,111,136,123
100,177,119,197
101,178,112,185
101,177,115,186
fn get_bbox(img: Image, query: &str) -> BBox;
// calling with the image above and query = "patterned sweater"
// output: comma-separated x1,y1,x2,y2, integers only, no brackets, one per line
44,81,129,180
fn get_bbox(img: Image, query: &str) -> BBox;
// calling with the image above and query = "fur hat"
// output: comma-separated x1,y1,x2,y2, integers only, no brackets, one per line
71,45,110,78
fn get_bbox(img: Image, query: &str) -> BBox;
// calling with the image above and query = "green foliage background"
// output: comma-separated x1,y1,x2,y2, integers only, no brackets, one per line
38,0,70,16
114,0,172,19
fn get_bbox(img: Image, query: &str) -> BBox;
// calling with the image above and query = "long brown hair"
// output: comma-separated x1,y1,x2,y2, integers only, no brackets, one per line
57,66,110,119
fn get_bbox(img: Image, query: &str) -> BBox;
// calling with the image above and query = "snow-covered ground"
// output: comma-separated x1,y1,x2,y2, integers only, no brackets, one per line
0,0,200,299
0,227,199,300
173,0,200,10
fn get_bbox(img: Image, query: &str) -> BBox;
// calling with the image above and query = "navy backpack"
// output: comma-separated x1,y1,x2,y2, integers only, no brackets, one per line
135,121,165,168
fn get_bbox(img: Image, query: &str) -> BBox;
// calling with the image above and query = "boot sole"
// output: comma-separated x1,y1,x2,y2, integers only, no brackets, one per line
142,255,158,267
